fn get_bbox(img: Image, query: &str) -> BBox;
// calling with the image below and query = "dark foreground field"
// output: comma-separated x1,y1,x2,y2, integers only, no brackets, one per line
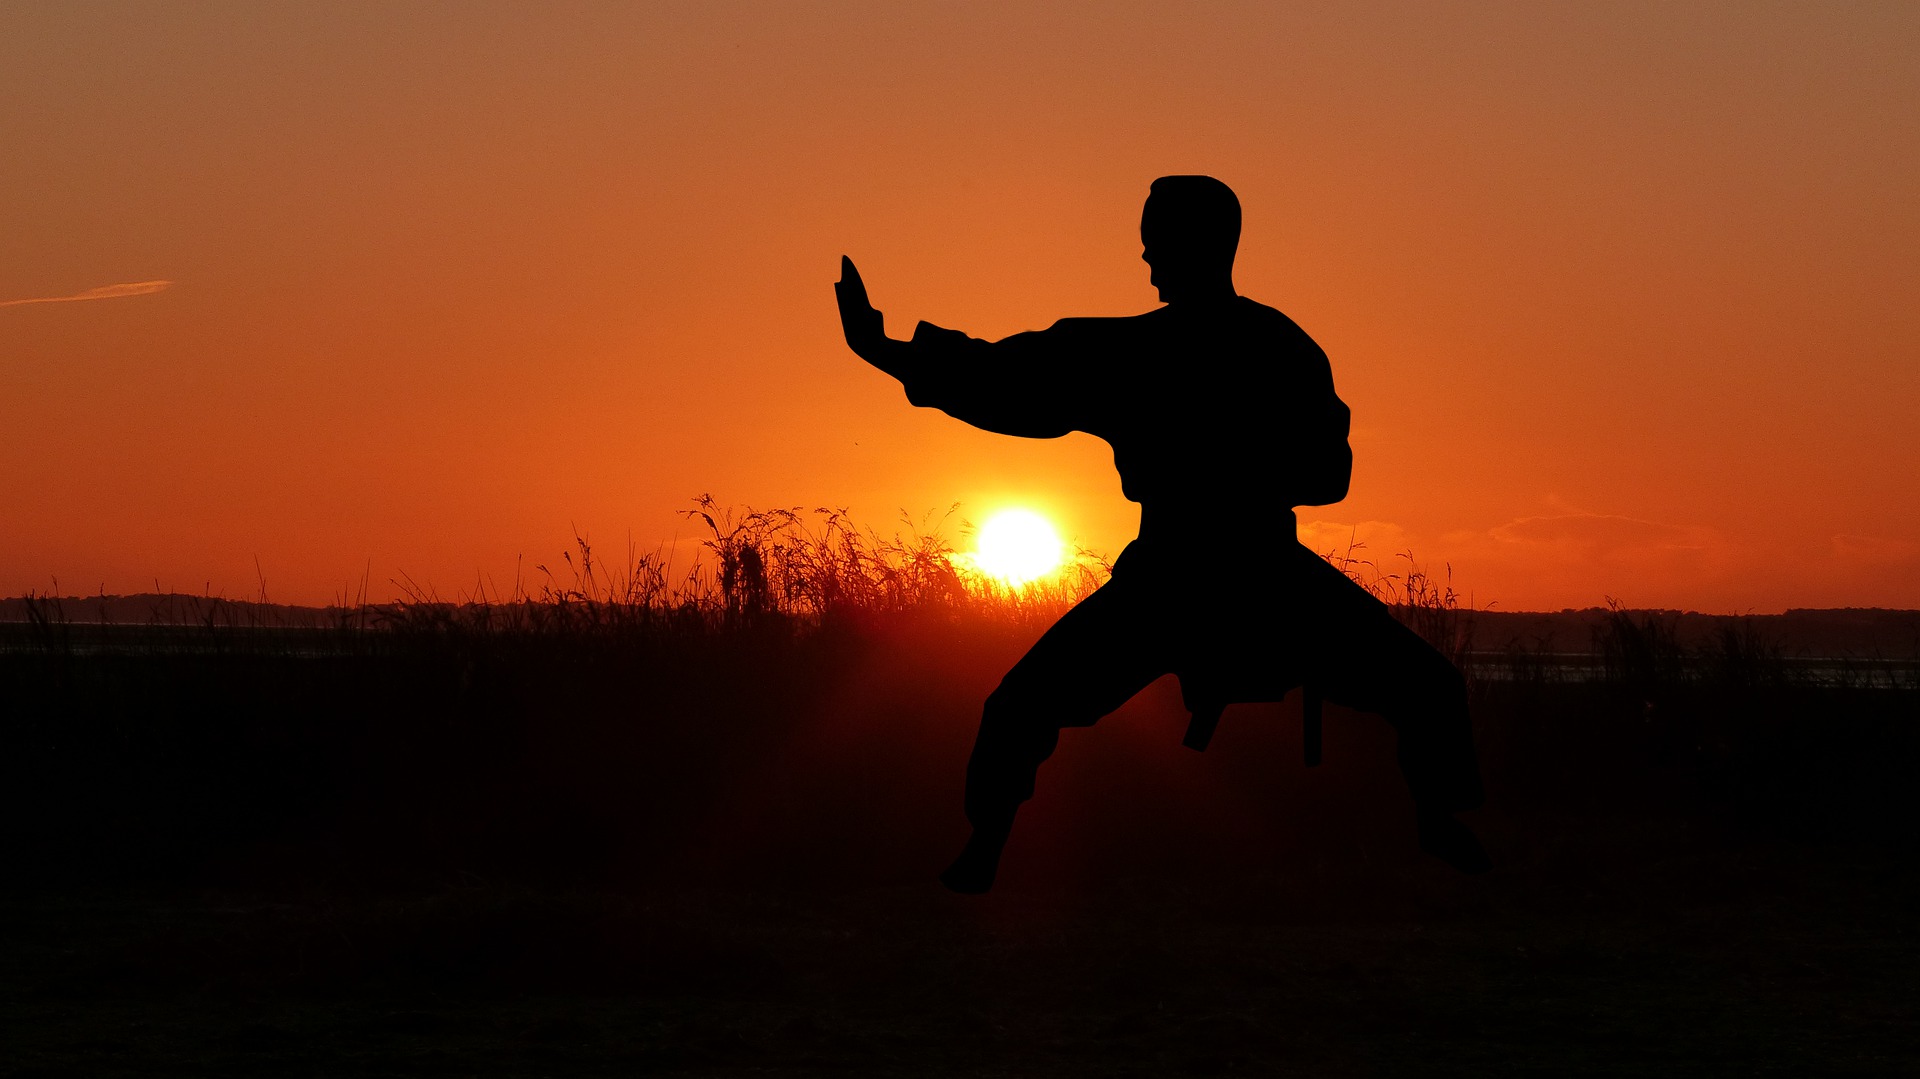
4,610,1917,1076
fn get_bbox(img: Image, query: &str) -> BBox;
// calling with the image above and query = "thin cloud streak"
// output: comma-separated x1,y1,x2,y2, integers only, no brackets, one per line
0,280,173,307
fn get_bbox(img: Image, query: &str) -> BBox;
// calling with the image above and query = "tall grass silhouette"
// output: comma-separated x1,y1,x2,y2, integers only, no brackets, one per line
360,496,1115,643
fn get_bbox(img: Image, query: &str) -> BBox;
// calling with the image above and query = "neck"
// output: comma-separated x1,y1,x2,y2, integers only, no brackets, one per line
1164,278,1238,304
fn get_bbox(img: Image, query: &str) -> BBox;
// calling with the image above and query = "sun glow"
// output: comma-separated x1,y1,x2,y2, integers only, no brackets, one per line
972,509,1066,586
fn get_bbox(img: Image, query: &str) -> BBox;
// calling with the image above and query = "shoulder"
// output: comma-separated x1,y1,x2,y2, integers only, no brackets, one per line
1234,296,1308,331
1233,297,1326,355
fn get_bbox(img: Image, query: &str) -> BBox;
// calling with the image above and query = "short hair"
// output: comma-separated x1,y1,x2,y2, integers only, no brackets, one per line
1145,175,1241,263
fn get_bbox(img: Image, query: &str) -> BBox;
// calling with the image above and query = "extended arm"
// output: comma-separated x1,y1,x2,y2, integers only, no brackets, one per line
834,256,1094,439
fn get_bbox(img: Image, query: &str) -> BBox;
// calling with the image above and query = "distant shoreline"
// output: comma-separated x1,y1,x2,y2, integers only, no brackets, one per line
4,593,1917,662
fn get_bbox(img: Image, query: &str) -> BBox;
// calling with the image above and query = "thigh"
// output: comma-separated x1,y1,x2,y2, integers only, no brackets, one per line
993,574,1177,727
1295,556,1460,711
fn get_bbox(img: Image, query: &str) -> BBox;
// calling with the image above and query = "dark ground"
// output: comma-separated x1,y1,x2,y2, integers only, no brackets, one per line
5,824,1917,1077
3,616,1916,1076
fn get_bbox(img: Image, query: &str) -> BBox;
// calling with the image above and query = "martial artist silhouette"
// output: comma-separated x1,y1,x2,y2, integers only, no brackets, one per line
837,176,1487,893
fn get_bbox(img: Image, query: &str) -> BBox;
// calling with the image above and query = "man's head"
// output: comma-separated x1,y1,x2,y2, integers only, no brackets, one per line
1141,175,1241,303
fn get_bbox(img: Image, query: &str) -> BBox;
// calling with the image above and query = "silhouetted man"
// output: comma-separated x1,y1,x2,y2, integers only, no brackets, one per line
837,176,1486,893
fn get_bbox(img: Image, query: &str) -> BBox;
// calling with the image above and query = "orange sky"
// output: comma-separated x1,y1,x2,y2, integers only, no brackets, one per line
4,2,1917,613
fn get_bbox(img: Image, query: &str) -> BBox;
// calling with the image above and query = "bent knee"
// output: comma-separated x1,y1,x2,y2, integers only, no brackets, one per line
1429,657,1468,699
1401,654,1467,709
982,683,1043,729
1352,650,1467,720
983,680,1096,733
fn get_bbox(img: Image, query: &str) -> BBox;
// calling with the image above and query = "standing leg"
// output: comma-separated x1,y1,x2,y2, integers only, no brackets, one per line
1296,555,1490,872
942,575,1172,893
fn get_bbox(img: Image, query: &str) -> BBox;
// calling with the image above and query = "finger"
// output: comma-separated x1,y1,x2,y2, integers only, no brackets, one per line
835,280,868,319
837,256,870,304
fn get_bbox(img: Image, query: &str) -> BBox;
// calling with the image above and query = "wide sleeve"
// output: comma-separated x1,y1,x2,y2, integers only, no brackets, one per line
894,317,1110,439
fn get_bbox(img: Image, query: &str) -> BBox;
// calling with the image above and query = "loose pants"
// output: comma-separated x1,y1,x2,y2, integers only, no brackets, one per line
963,541,1484,828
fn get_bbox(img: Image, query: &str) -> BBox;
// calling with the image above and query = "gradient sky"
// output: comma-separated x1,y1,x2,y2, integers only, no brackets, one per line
5,2,1916,612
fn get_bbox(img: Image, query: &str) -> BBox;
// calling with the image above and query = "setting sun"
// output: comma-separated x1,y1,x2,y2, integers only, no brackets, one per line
972,509,1065,586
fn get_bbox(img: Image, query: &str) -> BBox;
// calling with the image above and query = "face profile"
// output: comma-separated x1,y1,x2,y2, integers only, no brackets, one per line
1139,175,1241,304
